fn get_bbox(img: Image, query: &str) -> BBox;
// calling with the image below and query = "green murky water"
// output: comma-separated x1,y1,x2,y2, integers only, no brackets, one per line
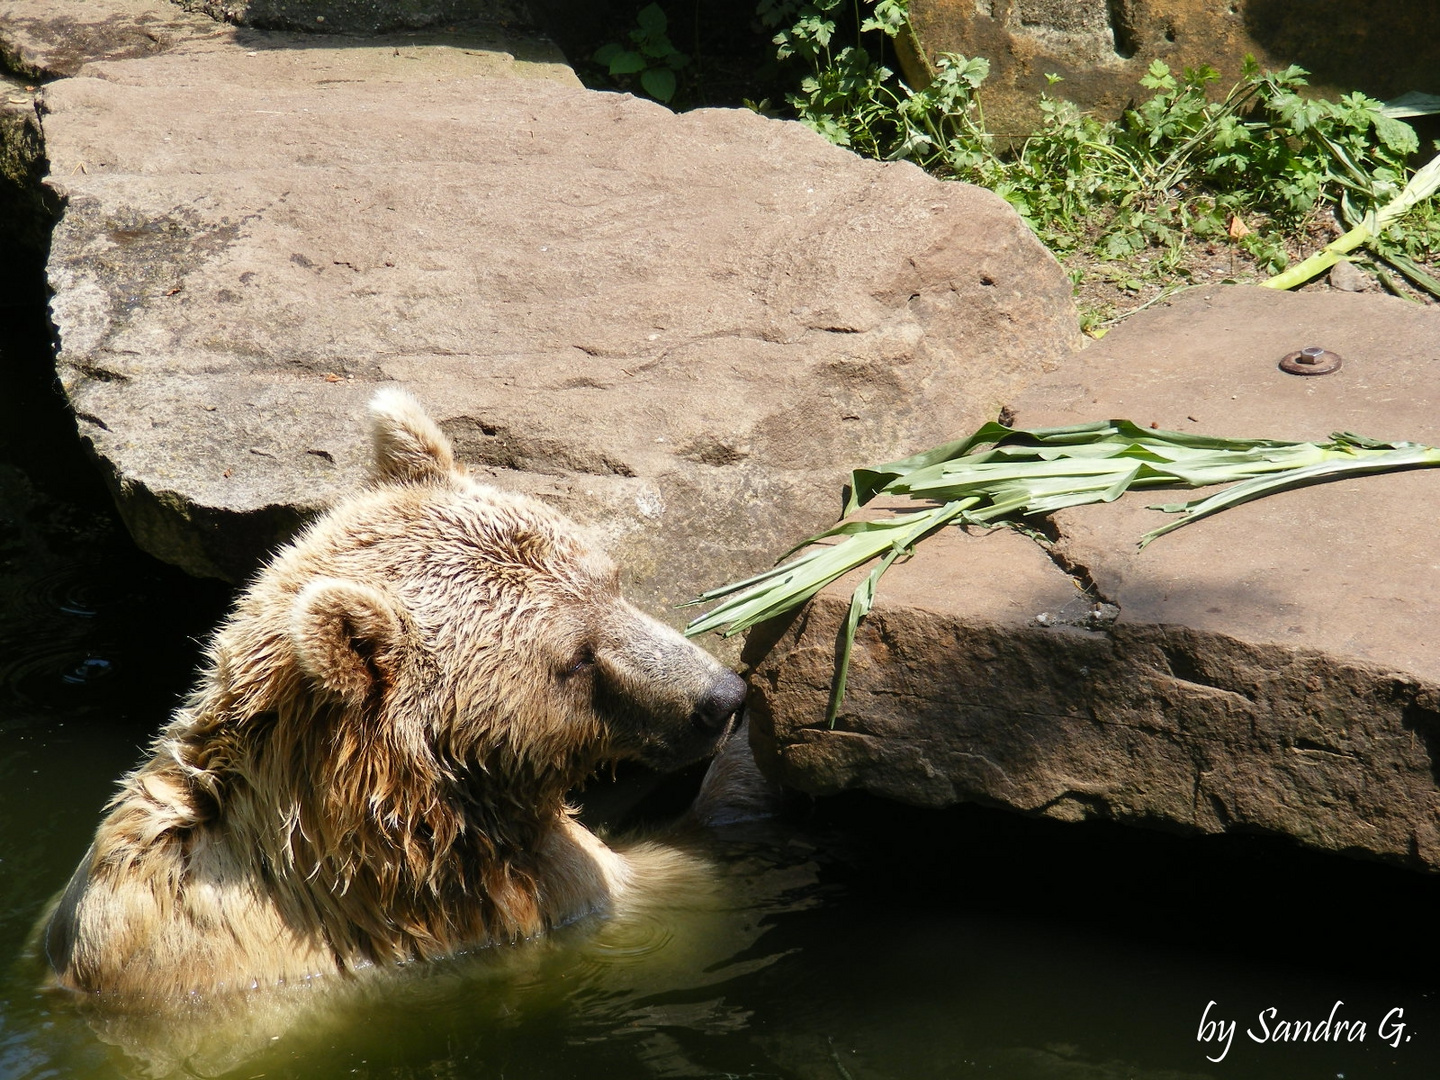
1,300,1437,1080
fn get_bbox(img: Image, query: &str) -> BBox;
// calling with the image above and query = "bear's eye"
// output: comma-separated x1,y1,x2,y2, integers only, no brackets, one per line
560,646,596,680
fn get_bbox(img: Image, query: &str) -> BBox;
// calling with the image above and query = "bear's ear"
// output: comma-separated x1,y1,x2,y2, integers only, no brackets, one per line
367,388,459,486
290,578,406,705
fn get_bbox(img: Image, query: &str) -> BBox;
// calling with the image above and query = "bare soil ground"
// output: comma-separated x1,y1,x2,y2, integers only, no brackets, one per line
1064,208,1438,337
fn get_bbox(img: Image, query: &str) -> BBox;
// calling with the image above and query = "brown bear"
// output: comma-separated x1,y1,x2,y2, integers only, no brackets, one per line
41,389,748,1003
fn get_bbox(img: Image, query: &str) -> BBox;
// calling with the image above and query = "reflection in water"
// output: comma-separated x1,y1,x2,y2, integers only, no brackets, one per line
6,823,820,1080
8,835,803,1077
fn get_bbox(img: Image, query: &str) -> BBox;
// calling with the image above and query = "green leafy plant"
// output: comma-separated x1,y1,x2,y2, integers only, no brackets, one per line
686,420,1440,722
757,0,1440,314
756,0,911,152
593,3,690,104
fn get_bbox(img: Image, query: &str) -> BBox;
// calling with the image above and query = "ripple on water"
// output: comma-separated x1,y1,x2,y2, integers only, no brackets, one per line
583,911,679,967
26,567,107,620
0,563,125,711
0,548,226,720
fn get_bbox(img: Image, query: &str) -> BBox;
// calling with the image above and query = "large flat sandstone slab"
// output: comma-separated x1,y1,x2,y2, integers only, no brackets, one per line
748,286,1440,871
36,12,1080,630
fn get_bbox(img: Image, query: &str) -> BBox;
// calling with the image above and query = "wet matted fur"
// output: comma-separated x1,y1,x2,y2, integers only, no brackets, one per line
41,390,748,1003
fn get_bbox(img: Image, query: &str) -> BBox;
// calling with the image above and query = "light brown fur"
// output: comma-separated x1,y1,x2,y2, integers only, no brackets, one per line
43,390,746,1003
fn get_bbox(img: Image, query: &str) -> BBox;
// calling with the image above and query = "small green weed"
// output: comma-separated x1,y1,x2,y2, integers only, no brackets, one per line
592,3,690,104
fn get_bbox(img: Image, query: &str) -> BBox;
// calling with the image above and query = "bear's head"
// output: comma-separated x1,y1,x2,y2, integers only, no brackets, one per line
198,390,746,840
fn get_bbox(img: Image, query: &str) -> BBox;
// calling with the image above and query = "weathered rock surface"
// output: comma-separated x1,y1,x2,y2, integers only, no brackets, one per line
747,286,1440,872
0,0,227,259
904,1,1440,135
0,0,222,79
34,5,1080,633
0,74,49,263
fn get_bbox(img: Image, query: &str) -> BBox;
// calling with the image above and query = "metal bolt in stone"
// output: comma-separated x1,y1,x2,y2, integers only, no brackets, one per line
1279,346,1343,376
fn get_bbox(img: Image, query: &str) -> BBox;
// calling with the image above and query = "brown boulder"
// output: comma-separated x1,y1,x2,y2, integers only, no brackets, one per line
747,286,1440,871
36,10,1080,637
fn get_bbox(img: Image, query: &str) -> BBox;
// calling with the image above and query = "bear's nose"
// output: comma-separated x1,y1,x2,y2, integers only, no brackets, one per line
691,669,747,734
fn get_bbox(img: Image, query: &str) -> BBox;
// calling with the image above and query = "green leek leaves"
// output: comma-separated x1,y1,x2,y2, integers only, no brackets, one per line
685,419,1440,723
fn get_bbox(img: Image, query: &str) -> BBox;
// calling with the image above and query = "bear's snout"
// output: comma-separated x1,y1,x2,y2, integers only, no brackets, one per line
690,669,747,735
